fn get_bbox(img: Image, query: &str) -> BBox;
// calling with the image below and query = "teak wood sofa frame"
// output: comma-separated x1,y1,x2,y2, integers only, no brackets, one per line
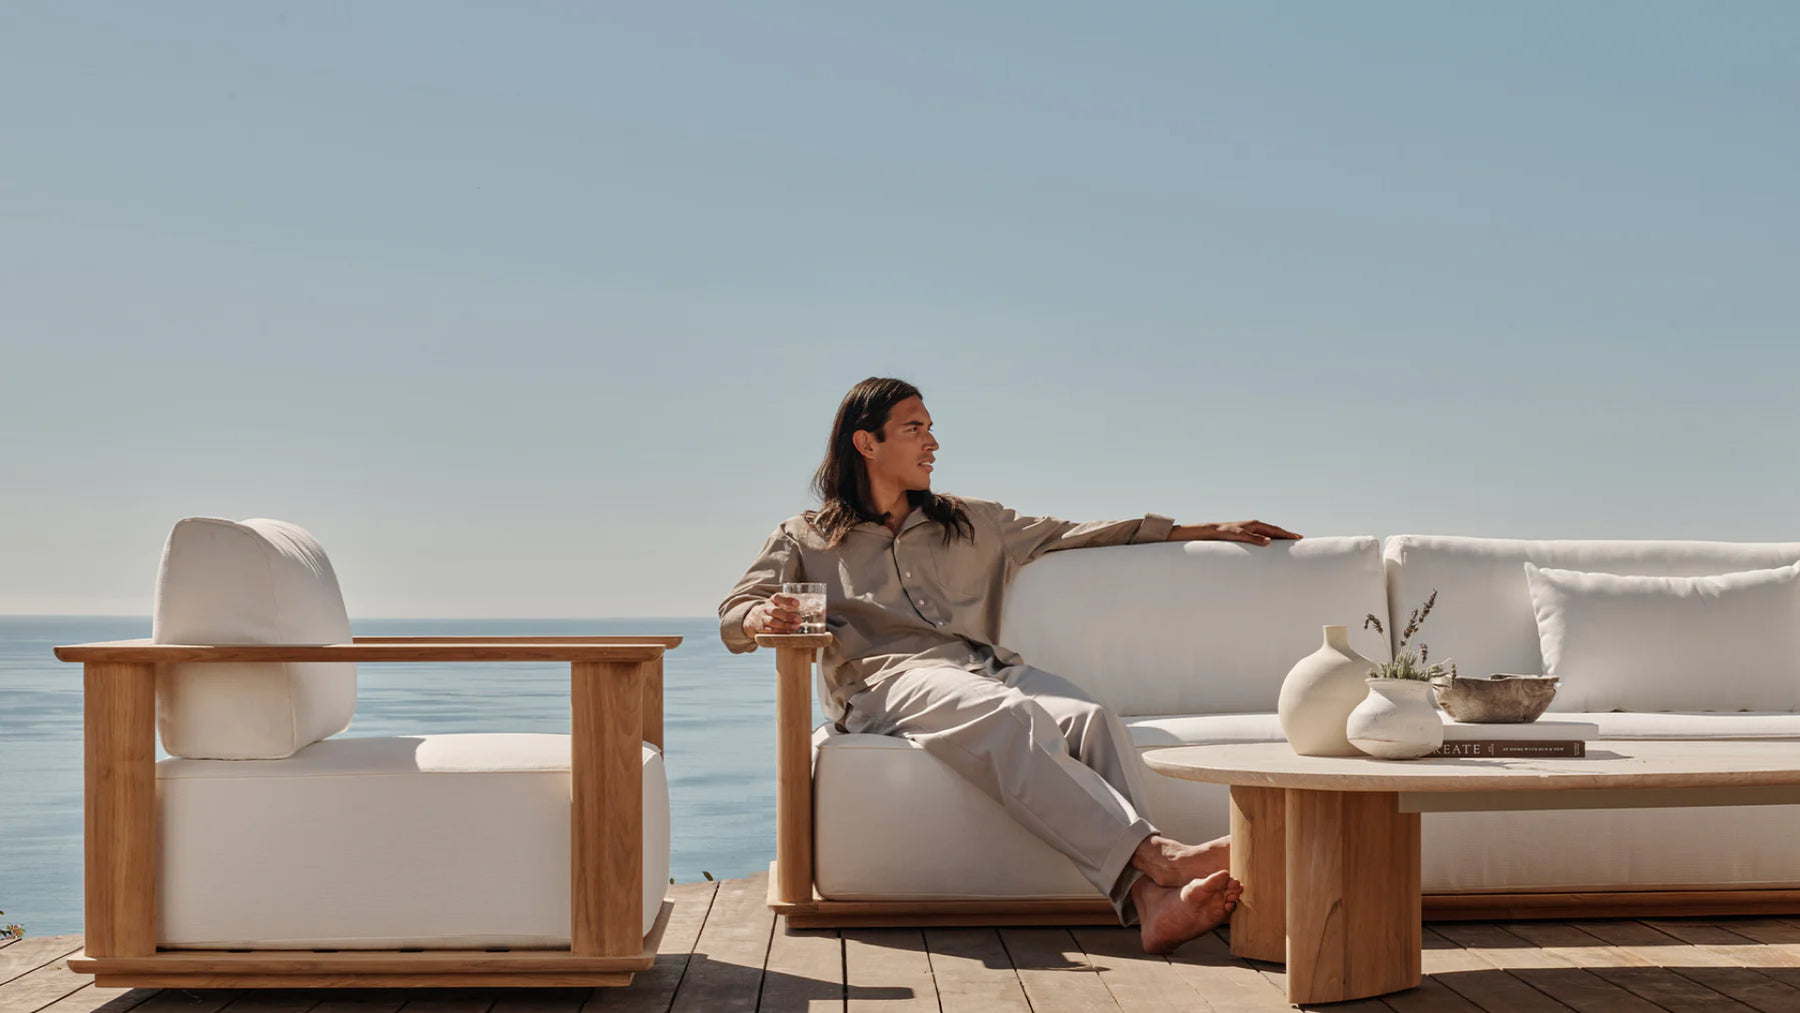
757,634,1800,928
56,635,680,989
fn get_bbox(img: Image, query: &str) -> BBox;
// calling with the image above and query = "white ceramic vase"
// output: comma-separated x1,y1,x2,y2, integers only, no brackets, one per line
1345,678,1445,759
1277,625,1375,757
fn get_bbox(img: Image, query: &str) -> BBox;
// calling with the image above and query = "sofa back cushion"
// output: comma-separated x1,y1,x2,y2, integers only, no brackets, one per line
1385,535,1800,711
153,517,357,759
1526,561,1800,712
998,536,1387,716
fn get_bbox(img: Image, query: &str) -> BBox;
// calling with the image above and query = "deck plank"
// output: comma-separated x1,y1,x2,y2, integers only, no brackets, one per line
1163,930,1290,1012
1721,920,1800,945
126,991,238,1013
0,955,96,1013
755,919,840,1013
28,876,1800,1013
1437,921,1667,1012
1584,918,1800,1011
1500,921,1743,1013
1067,926,1204,1013
1420,926,1577,1012
214,990,332,1013
31,984,160,1013
1570,920,1799,1008
997,927,1118,1013
841,930,932,1013
0,939,84,990
1382,976,1484,1012
587,880,718,1013
486,990,587,1013
1647,920,1800,971
396,989,500,1013
923,929,1029,1013
668,873,774,1013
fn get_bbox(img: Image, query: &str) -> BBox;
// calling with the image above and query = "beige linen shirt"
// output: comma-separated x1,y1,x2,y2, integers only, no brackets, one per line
718,497,1174,717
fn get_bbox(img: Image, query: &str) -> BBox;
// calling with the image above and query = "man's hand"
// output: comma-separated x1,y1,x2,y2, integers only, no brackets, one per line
744,593,806,637
1170,520,1303,547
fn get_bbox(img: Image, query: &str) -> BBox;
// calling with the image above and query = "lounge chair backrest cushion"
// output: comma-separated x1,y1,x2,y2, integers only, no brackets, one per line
998,536,1388,717
153,517,357,759
1384,535,1800,712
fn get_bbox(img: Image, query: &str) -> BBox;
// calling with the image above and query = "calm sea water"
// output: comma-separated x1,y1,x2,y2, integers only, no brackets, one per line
0,615,813,937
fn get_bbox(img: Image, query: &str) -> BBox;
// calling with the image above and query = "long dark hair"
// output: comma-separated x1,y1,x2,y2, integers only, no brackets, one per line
809,377,973,548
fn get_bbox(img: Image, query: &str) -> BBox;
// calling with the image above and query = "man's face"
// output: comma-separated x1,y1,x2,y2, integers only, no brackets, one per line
864,396,938,492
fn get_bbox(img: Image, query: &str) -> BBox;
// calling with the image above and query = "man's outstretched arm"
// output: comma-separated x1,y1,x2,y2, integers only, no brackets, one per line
1167,520,1303,546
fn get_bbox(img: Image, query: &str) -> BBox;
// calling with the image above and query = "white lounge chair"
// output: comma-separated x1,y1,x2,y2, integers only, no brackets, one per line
58,517,675,988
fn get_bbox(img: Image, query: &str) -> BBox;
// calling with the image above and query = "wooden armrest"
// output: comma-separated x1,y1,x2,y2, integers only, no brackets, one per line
355,635,683,647
55,639,665,664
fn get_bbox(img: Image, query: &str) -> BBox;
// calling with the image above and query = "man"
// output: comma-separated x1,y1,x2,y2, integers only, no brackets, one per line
719,377,1302,953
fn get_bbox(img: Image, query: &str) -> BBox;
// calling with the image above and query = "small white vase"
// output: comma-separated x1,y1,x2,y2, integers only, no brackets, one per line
1278,625,1375,757
1346,678,1445,759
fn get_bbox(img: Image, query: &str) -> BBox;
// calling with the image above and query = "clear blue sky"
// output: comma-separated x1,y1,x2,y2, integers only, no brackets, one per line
3,2,1796,617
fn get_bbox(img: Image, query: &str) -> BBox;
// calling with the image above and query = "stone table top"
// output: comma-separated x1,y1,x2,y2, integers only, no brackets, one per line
1144,739,1800,792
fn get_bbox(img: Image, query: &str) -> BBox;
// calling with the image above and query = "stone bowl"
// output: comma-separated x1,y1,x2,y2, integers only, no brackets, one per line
1431,674,1560,723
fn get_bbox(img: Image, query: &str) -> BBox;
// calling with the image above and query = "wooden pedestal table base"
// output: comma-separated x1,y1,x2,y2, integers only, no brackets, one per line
1228,785,1420,1004
1148,740,1800,1006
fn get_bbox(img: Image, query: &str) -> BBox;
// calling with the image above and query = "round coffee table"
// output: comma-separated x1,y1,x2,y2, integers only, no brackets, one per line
1144,740,1800,1005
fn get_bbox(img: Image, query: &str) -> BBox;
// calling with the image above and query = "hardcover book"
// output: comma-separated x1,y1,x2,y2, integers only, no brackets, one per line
1429,739,1587,758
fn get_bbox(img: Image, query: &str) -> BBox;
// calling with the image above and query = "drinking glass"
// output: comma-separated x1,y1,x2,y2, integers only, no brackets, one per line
781,582,827,634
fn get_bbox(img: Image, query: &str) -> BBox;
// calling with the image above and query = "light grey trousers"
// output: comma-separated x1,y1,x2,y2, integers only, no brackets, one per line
842,663,1158,924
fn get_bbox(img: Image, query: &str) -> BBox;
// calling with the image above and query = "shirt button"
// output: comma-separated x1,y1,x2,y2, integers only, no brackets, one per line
917,600,926,607
905,572,913,578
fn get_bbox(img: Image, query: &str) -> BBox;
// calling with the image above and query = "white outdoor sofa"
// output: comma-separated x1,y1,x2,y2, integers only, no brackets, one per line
58,517,677,989
760,534,1800,926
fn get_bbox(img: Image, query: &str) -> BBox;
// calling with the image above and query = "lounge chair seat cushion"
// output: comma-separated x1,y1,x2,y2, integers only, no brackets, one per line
157,732,670,948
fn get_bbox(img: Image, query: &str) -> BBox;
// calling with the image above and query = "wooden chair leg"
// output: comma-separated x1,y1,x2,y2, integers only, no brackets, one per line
572,660,644,957
85,662,157,957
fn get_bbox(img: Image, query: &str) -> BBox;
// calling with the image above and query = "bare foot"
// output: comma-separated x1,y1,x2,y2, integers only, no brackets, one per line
1133,870,1243,955
1132,834,1231,888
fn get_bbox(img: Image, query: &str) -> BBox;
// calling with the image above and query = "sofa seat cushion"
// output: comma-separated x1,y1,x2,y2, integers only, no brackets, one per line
1579,712,1800,739
812,729,1097,900
154,517,358,759
815,710,1800,902
1422,808,1800,892
1124,713,1286,747
158,733,669,948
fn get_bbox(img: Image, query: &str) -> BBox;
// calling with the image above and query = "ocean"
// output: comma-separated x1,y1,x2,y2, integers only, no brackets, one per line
0,615,808,938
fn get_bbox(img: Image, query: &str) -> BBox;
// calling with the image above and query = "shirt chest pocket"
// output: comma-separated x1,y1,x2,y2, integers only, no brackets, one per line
921,547,996,604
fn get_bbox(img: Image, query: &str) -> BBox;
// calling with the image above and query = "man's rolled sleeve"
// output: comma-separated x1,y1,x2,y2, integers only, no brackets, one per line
718,526,801,653
1132,513,1175,544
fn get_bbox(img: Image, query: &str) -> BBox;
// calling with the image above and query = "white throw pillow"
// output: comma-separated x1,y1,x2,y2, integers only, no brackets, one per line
153,517,358,759
1524,561,1800,712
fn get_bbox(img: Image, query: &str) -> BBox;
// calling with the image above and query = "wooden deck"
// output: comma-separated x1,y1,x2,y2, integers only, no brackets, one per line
11,873,1800,1012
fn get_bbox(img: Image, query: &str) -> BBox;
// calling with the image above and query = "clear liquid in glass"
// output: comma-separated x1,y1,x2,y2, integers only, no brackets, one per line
793,593,827,634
